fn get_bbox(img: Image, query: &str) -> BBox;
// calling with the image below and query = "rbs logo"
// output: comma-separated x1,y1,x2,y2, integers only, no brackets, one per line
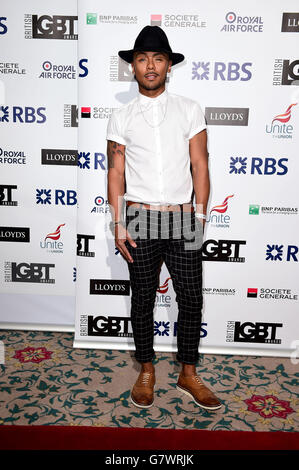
79,58,88,77
230,157,288,175
192,61,252,81
0,17,7,34
36,188,77,206
0,106,46,123
250,158,288,175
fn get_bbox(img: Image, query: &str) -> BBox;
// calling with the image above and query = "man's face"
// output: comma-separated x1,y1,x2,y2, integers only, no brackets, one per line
131,51,172,91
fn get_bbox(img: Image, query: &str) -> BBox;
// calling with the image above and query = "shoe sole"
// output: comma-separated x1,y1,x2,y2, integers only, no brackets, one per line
130,395,154,409
176,385,222,411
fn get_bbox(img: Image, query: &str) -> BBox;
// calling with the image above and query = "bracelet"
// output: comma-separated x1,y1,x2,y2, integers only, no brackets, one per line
195,212,206,220
110,220,124,233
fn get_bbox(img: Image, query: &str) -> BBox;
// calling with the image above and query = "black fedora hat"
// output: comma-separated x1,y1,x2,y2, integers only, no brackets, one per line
118,25,185,66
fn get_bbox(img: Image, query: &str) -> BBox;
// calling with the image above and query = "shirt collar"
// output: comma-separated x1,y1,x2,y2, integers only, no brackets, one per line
137,88,168,106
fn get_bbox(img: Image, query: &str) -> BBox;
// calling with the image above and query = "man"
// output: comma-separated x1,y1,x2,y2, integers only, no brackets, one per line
106,26,221,411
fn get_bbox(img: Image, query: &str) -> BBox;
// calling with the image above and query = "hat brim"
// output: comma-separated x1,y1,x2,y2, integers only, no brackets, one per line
118,49,184,66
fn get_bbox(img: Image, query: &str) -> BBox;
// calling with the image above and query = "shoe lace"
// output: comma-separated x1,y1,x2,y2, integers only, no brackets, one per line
141,372,151,385
194,375,204,386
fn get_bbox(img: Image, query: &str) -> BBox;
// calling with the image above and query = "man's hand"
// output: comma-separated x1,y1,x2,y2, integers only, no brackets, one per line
115,223,137,263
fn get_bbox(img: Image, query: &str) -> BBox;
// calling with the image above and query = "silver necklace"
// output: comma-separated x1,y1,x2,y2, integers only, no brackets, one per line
138,95,168,128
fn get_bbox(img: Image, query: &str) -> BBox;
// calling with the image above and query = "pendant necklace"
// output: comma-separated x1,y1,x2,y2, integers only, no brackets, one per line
138,95,168,128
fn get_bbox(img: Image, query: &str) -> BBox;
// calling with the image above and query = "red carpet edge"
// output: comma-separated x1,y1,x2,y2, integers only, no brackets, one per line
0,426,298,450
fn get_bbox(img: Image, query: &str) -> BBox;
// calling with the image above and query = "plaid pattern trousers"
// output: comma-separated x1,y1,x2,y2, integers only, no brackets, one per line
124,203,204,365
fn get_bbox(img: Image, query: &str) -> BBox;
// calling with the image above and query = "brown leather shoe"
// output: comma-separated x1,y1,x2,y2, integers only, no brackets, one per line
130,370,155,408
176,372,222,410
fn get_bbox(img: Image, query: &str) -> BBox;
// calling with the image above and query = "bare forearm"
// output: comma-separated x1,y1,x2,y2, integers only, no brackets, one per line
108,171,125,222
192,164,210,214
106,140,126,223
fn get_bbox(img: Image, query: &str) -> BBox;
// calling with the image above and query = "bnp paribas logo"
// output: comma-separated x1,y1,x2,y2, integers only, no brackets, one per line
249,204,259,215
86,13,97,25
249,204,298,216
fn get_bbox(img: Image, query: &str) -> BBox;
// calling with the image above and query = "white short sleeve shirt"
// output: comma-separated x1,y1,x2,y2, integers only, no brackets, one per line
106,88,206,205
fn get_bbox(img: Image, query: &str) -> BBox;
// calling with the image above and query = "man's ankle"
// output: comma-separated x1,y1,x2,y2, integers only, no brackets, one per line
141,362,155,372
181,364,196,376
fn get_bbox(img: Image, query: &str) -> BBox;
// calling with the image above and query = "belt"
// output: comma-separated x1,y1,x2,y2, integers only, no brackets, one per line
126,200,194,213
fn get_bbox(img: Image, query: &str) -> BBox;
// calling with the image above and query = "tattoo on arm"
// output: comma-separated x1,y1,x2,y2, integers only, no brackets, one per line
107,140,125,169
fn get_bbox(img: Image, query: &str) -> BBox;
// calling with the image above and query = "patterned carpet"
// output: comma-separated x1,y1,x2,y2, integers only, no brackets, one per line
0,329,298,432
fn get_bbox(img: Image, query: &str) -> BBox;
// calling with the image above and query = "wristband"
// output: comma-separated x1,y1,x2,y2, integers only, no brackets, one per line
195,212,206,220
113,220,124,226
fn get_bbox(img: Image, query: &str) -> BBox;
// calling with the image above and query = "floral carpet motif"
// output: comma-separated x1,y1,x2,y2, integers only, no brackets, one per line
0,329,298,431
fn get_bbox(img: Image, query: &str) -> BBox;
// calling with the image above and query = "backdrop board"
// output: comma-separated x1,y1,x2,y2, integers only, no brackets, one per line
73,0,299,358
0,0,78,330
0,1,298,359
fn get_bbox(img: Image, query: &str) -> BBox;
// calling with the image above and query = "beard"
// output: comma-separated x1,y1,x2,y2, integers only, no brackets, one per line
134,73,167,91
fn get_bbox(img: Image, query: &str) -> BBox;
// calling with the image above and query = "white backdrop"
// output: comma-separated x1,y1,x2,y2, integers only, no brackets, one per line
0,0,77,330
1,1,298,358
73,0,299,357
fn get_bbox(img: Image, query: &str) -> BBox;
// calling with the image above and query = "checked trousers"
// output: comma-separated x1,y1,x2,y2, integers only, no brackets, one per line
124,203,204,365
